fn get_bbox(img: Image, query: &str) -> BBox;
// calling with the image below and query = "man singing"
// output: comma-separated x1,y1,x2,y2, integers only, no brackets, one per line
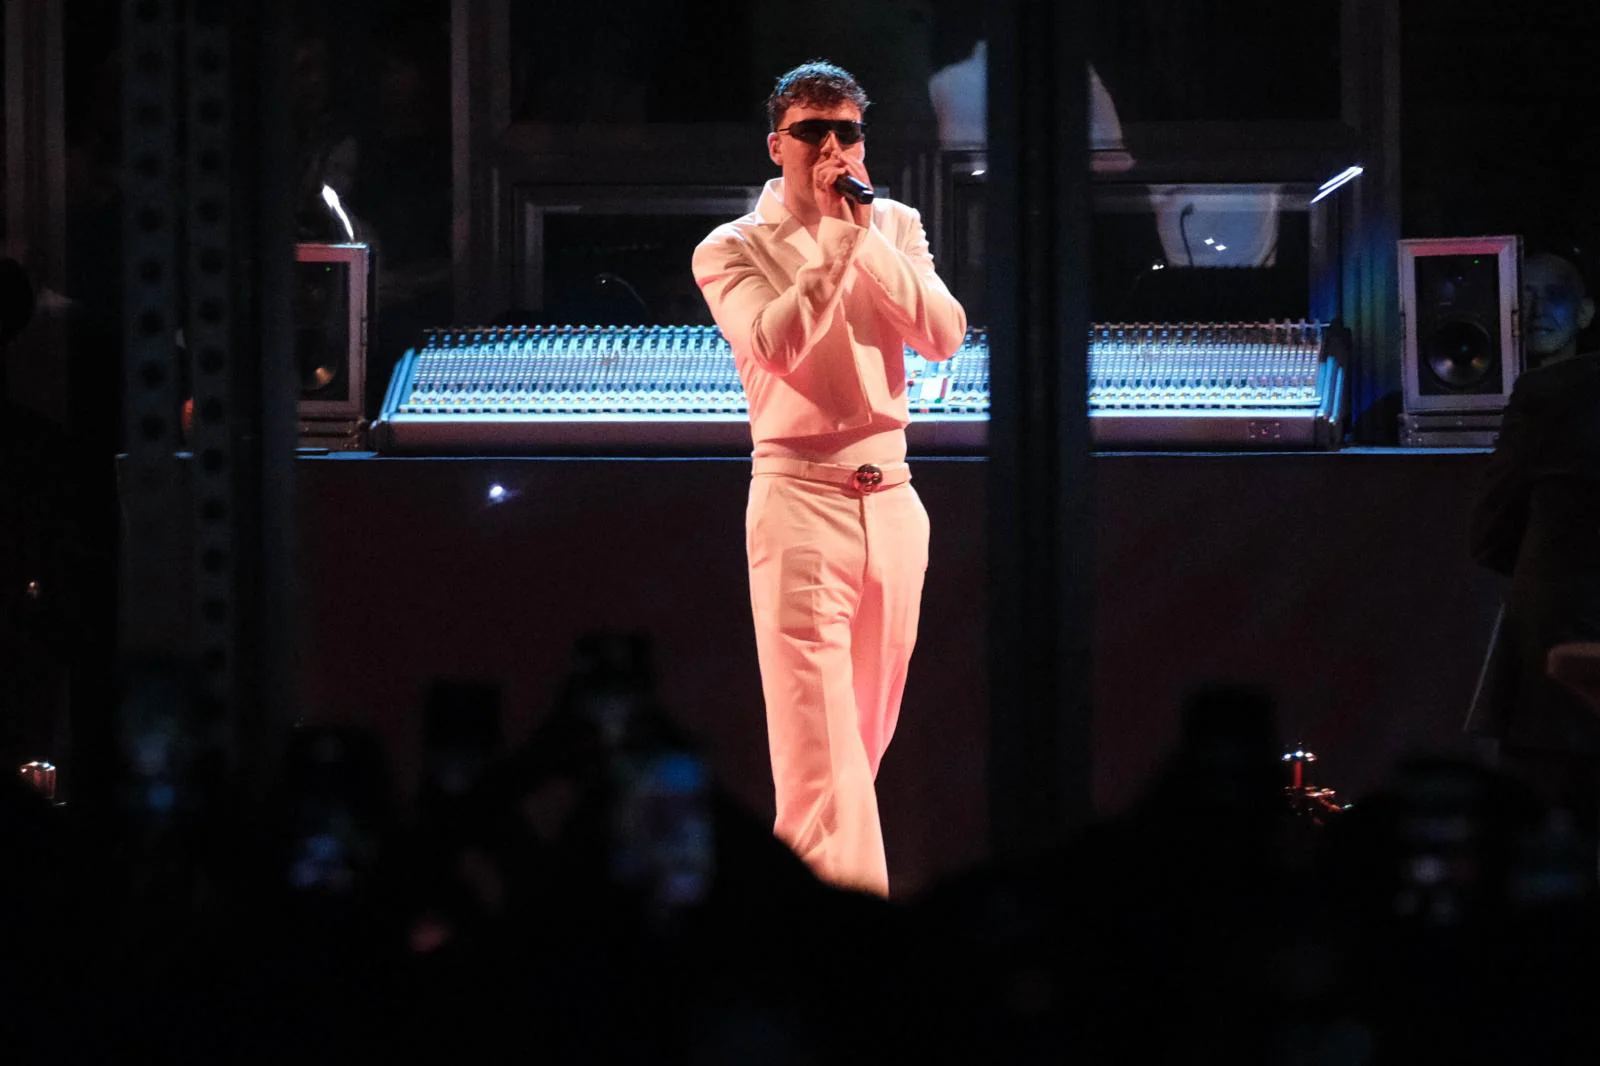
692,61,967,895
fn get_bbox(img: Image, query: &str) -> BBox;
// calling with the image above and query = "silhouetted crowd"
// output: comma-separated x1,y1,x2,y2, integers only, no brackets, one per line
1,634,1595,1066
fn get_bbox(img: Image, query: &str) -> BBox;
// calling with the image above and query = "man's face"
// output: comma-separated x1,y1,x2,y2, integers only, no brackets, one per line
767,101,865,207
1523,253,1594,361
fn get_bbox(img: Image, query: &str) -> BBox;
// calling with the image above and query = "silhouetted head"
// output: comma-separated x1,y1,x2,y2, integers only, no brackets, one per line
1522,251,1594,366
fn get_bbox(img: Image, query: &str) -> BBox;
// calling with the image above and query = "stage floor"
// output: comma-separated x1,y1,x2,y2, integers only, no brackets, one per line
295,449,1501,894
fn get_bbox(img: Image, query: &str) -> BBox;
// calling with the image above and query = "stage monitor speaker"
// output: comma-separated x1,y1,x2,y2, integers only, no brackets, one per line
294,242,369,449
1399,235,1521,415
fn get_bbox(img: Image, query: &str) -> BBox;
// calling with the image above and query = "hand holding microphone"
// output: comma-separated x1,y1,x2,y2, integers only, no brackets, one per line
815,154,875,227
833,175,875,205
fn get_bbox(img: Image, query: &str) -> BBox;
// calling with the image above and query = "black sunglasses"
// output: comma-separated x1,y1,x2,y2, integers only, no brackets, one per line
775,119,867,145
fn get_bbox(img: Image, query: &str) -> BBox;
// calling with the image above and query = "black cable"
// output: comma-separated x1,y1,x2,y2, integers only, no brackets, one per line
594,272,652,324
1178,203,1196,268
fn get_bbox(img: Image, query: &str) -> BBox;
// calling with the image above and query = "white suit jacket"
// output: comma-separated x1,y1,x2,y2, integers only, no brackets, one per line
692,179,967,457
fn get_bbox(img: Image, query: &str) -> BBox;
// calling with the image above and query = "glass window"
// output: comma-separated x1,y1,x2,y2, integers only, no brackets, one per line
511,187,761,327
1093,183,1315,322
932,170,1319,326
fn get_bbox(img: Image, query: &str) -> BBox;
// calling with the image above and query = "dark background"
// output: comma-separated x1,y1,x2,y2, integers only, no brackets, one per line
3,1,1596,887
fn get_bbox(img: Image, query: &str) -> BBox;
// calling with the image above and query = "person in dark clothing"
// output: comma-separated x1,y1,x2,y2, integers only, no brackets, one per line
1471,251,1600,830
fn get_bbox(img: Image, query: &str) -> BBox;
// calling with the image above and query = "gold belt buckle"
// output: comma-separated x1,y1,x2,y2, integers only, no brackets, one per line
852,464,884,493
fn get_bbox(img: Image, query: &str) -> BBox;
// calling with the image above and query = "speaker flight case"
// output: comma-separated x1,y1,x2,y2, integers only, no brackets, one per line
294,242,370,450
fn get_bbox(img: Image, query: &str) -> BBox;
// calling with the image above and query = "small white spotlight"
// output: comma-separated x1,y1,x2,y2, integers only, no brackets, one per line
487,483,508,504
321,184,356,242
1214,244,1228,252
1203,237,1216,246
1151,262,1166,271
970,168,986,177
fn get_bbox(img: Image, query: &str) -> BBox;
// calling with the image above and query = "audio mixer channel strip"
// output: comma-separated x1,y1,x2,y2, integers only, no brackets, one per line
371,322,1343,454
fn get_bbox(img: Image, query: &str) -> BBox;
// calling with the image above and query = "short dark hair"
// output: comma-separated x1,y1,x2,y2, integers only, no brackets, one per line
765,61,870,131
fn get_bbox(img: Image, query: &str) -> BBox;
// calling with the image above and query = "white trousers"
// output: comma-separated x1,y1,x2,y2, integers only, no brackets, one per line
745,466,930,896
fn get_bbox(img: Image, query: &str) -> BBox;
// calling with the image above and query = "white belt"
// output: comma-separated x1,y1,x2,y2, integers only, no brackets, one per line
751,458,911,494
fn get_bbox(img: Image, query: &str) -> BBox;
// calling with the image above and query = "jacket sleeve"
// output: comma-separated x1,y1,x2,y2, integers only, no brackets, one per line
1470,377,1539,575
691,223,864,378
847,207,968,361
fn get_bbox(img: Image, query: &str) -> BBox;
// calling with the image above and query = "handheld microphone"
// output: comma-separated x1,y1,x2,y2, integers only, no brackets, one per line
834,175,875,205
